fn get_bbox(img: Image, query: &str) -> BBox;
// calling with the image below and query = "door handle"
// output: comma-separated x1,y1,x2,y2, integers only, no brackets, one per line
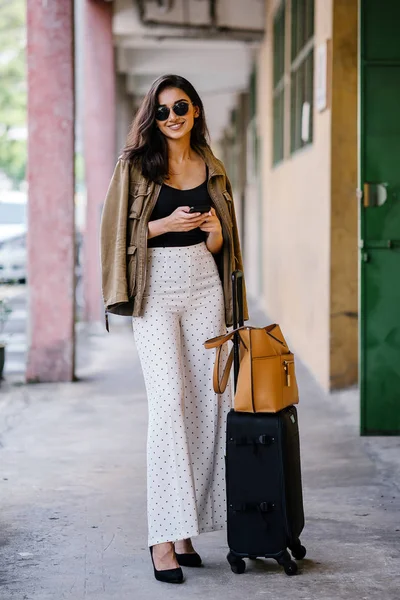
362,182,388,207
360,239,400,249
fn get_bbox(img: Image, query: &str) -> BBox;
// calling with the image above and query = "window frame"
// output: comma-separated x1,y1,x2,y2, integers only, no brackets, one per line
290,0,315,154
272,3,286,166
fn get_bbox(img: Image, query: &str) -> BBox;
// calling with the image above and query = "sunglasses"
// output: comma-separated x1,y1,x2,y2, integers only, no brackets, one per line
155,100,192,122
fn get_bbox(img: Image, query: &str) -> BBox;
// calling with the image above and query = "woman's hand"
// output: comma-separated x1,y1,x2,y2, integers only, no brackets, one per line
201,208,223,254
199,208,222,236
165,206,206,232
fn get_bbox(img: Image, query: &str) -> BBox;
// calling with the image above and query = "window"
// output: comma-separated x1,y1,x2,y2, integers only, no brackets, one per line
290,0,314,153
248,67,260,182
272,5,285,165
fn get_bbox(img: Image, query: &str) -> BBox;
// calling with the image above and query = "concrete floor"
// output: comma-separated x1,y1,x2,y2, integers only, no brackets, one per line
0,310,399,599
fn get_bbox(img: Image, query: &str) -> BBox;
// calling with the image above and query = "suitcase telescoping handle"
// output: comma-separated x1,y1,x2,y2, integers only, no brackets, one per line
232,270,244,392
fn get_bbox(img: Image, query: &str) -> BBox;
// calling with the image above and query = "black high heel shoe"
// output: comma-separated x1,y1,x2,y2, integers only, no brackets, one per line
149,546,184,584
175,551,202,568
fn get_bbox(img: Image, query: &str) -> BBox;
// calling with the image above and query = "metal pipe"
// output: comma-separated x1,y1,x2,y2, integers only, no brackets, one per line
135,0,264,40
156,0,174,11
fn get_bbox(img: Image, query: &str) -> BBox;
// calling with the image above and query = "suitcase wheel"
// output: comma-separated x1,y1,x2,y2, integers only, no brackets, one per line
283,561,298,576
277,550,298,576
227,551,246,574
289,540,307,561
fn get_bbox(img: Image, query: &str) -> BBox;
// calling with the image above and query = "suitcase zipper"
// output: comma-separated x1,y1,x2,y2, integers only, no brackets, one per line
283,360,294,386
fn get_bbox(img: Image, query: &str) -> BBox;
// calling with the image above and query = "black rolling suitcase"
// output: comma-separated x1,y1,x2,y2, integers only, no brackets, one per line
225,271,306,576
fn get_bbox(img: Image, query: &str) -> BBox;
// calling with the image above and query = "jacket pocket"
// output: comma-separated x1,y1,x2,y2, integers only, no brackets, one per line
128,188,150,257
129,184,151,218
127,245,138,297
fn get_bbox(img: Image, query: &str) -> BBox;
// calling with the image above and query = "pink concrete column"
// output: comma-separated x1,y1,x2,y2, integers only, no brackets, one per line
83,0,116,323
26,0,75,382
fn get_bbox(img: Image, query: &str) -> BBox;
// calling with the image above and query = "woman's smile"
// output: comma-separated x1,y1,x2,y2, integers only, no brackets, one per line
167,122,185,130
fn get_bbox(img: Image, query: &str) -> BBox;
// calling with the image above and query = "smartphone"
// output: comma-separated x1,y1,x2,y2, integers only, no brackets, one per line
188,205,211,214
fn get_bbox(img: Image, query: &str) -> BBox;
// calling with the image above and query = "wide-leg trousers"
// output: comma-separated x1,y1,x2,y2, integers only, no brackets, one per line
132,242,232,546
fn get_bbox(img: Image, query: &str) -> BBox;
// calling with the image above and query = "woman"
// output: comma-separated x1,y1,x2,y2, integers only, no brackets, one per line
100,74,248,584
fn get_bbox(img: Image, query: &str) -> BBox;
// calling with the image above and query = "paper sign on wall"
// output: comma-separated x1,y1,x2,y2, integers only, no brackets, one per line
301,102,310,143
316,41,328,112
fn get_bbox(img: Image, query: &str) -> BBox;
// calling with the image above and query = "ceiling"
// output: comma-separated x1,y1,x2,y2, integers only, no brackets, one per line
112,0,265,141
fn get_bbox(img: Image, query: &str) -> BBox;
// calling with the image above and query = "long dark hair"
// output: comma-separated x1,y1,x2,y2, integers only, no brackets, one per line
121,74,210,183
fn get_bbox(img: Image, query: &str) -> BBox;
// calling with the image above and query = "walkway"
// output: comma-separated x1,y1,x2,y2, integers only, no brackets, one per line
0,306,399,599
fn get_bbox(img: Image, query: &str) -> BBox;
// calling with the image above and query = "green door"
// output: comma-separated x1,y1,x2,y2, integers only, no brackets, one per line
360,0,400,434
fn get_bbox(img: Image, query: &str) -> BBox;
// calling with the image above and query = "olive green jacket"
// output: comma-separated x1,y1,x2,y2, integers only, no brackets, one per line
100,145,249,328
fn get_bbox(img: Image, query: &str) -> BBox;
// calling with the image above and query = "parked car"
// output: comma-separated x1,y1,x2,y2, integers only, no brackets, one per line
0,234,26,283
0,196,83,287
0,231,83,286
0,201,26,243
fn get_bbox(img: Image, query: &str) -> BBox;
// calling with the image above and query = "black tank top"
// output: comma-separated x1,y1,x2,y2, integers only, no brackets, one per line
147,179,213,248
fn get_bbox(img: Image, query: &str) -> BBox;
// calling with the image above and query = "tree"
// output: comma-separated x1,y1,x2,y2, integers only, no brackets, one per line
0,0,26,188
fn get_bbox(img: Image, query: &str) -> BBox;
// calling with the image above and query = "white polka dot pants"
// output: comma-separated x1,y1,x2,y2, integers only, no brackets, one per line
132,242,232,546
